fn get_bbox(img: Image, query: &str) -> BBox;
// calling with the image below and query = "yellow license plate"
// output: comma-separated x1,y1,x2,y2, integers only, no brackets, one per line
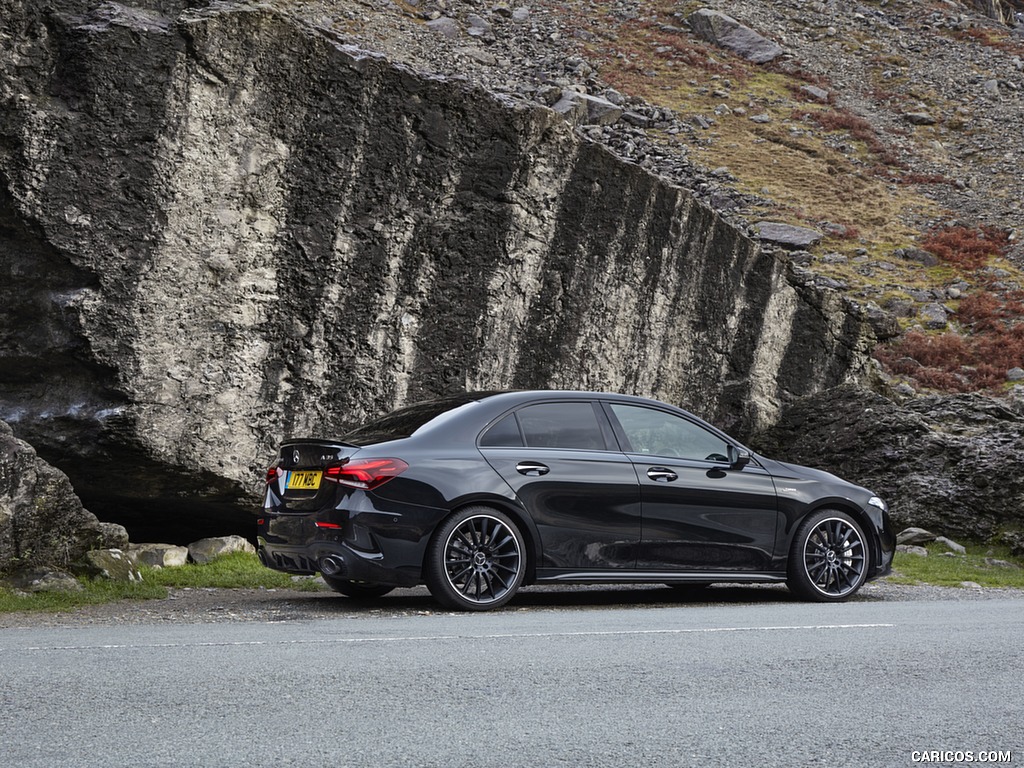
286,470,322,490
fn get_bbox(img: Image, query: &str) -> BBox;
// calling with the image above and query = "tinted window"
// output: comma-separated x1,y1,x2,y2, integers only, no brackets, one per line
609,404,730,462
480,413,524,447
517,403,605,450
343,394,488,446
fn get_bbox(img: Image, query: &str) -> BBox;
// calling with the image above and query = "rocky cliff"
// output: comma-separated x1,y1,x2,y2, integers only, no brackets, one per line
0,2,877,540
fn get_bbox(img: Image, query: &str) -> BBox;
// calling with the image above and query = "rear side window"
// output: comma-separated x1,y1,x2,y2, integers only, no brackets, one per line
517,403,606,450
480,413,524,447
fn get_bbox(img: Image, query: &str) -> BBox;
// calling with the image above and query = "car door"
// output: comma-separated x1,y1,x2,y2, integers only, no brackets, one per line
604,402,779,571
478,400,641,570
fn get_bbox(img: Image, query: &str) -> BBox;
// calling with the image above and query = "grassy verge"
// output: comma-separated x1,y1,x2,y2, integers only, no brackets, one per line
887,543,1024,588
0,552,325,614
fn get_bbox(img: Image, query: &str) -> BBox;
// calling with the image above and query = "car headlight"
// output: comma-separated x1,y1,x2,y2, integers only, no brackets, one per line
868,496,887,512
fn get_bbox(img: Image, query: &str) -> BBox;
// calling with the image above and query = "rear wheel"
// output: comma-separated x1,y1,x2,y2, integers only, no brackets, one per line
321,576,395,599
788,509,869,602
425,506,526,611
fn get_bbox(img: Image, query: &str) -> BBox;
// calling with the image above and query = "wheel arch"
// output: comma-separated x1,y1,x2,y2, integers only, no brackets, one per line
797,500,879,573
425,497,540,586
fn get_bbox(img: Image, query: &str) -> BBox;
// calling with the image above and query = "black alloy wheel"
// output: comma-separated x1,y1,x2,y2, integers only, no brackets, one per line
425,506,526,611
788,509,869,601
321,576,395,599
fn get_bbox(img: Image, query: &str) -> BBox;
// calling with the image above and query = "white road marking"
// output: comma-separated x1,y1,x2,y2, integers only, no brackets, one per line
2,623,894,652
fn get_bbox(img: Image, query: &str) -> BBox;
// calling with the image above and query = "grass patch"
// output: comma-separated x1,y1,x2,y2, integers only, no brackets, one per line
0,553,325,614
887,543,1024,588
143,551,325,591
0,578,168,614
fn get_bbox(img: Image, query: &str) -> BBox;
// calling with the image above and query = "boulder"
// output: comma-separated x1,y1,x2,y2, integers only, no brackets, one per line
753,222,824,249
5,566,84,593
188,535,255,565
0,420,124,575
130,542,189,568
687,9,784,64
81,548,143,582
753,386,1024,541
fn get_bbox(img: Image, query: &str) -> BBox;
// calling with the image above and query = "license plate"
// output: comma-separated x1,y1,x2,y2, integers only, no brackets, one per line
286,470,322,490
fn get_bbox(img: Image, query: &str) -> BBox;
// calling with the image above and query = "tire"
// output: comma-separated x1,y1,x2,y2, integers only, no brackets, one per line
425,506,526,611
787,509,869,602
321,576,395,599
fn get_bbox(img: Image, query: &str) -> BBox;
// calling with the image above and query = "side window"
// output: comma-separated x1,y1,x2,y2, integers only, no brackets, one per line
479,413,523,447
609,404,730,462
517,403,606,450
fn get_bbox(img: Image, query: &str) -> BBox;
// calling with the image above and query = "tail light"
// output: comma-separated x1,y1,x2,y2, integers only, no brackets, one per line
323,458,409,490
265,465,281,485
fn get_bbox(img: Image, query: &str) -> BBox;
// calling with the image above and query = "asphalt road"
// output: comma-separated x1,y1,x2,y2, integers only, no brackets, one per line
1,596,1021,768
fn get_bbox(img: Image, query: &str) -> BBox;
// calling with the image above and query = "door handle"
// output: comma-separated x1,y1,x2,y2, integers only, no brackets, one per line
647,467,678,482
516,461,550,477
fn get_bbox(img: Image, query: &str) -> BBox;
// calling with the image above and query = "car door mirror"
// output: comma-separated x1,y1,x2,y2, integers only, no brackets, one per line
728,445,752,470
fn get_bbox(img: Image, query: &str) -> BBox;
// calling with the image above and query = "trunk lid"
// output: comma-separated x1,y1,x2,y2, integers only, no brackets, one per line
270,439,359,510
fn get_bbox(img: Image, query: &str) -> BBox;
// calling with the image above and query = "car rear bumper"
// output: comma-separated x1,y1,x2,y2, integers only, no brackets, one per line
257,538,420,587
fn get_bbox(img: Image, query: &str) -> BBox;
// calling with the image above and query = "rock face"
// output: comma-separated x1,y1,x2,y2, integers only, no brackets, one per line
0,2,875,540
0,419,123,574
752,387,1024,542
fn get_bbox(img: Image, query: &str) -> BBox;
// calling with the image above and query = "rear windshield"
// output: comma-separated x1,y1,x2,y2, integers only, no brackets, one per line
342,392,497,446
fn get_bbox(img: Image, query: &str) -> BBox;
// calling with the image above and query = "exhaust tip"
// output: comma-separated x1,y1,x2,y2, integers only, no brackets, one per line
319,555,345,577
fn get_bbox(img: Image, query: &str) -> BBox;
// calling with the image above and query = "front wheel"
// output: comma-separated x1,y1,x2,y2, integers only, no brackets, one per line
321,576,395,599
787,509,869,602
425,506,526,611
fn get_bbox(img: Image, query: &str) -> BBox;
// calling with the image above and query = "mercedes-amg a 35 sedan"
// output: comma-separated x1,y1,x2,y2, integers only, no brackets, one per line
258,391,894,611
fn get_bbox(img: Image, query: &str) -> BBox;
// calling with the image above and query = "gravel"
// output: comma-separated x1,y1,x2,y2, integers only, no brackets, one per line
2,580,1021,629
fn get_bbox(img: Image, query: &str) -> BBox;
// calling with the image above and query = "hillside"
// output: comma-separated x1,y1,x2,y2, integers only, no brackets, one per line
273,0,1024,396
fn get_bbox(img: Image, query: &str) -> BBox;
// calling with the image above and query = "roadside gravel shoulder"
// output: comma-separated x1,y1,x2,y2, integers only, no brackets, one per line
2,580,1022,629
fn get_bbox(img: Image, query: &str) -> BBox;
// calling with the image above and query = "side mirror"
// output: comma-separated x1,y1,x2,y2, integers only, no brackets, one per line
728,445,752,471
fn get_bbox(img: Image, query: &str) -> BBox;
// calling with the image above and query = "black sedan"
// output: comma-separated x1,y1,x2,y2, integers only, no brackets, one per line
258,391,894,611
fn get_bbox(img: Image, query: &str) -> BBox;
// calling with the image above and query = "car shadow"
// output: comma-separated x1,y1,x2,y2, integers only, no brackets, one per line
272,581,883,616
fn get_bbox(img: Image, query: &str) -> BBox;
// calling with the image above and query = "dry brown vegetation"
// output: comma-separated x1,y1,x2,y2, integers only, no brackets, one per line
875,228,1023,392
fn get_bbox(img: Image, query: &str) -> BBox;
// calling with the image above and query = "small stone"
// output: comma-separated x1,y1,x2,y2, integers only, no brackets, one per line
900,247,939,266
1007,367,1024,381
960,581,983,589
897,527,937,545
919,303,949,330
984,558,1020,569
800,85,829,102
749,113,771,123
982,79,1000,97
934,536,966,554
903,112,937,125
897,544,929,556
425,16,459,38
